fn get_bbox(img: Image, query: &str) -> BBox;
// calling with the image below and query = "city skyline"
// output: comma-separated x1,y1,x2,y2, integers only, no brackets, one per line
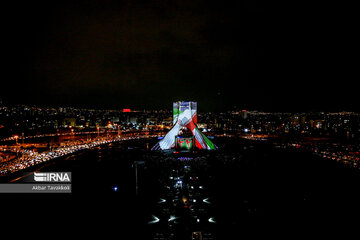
2,101,360,115
1,102,360,174
1,2,359,236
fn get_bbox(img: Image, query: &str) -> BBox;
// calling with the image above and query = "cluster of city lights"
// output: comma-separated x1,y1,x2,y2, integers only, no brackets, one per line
0,129,145,142
283,142,360,169
148,161,216,229
0,134,160,175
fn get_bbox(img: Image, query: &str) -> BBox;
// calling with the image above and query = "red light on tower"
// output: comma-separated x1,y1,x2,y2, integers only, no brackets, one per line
123,109,131,112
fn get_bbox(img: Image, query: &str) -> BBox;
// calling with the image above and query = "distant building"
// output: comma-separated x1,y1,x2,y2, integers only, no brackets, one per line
197,123,207,129
63,118,76,127
130,117,137,124
152,101,216,150
146,117,157,125
112,117,120,123
162,117,172,126
240,110,248,119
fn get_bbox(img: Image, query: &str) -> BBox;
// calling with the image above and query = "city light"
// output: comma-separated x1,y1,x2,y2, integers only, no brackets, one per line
148,215,160,224
208,217,216,223
203,198,211,204
0,133,162,176
158,198,166,203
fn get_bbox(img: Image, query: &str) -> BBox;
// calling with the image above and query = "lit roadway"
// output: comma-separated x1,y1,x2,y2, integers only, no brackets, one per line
0,132,162,176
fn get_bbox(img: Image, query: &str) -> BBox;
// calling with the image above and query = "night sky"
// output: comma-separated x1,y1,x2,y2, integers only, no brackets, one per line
1,1,358,112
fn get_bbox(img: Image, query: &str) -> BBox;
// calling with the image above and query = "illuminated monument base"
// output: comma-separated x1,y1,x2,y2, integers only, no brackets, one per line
152,101,217,150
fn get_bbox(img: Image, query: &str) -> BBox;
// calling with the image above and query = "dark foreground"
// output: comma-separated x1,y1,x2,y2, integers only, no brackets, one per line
1,137,359,239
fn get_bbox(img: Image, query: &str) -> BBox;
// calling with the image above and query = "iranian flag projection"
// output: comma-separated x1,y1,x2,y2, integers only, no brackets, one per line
152,101,217,150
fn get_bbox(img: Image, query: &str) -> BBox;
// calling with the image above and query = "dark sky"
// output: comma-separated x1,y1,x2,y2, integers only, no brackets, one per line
1,0,358,112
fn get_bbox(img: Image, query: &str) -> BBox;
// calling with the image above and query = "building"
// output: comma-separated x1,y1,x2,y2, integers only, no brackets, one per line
152,101,217,150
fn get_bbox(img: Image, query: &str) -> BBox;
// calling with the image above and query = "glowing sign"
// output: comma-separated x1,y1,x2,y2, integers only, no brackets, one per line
122,109,131,112
175,137,194,150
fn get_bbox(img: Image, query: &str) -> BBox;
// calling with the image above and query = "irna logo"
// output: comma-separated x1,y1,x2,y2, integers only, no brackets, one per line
33,172,71,182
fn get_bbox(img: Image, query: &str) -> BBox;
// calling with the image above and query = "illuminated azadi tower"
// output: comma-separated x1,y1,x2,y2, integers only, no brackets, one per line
152,101,217,150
